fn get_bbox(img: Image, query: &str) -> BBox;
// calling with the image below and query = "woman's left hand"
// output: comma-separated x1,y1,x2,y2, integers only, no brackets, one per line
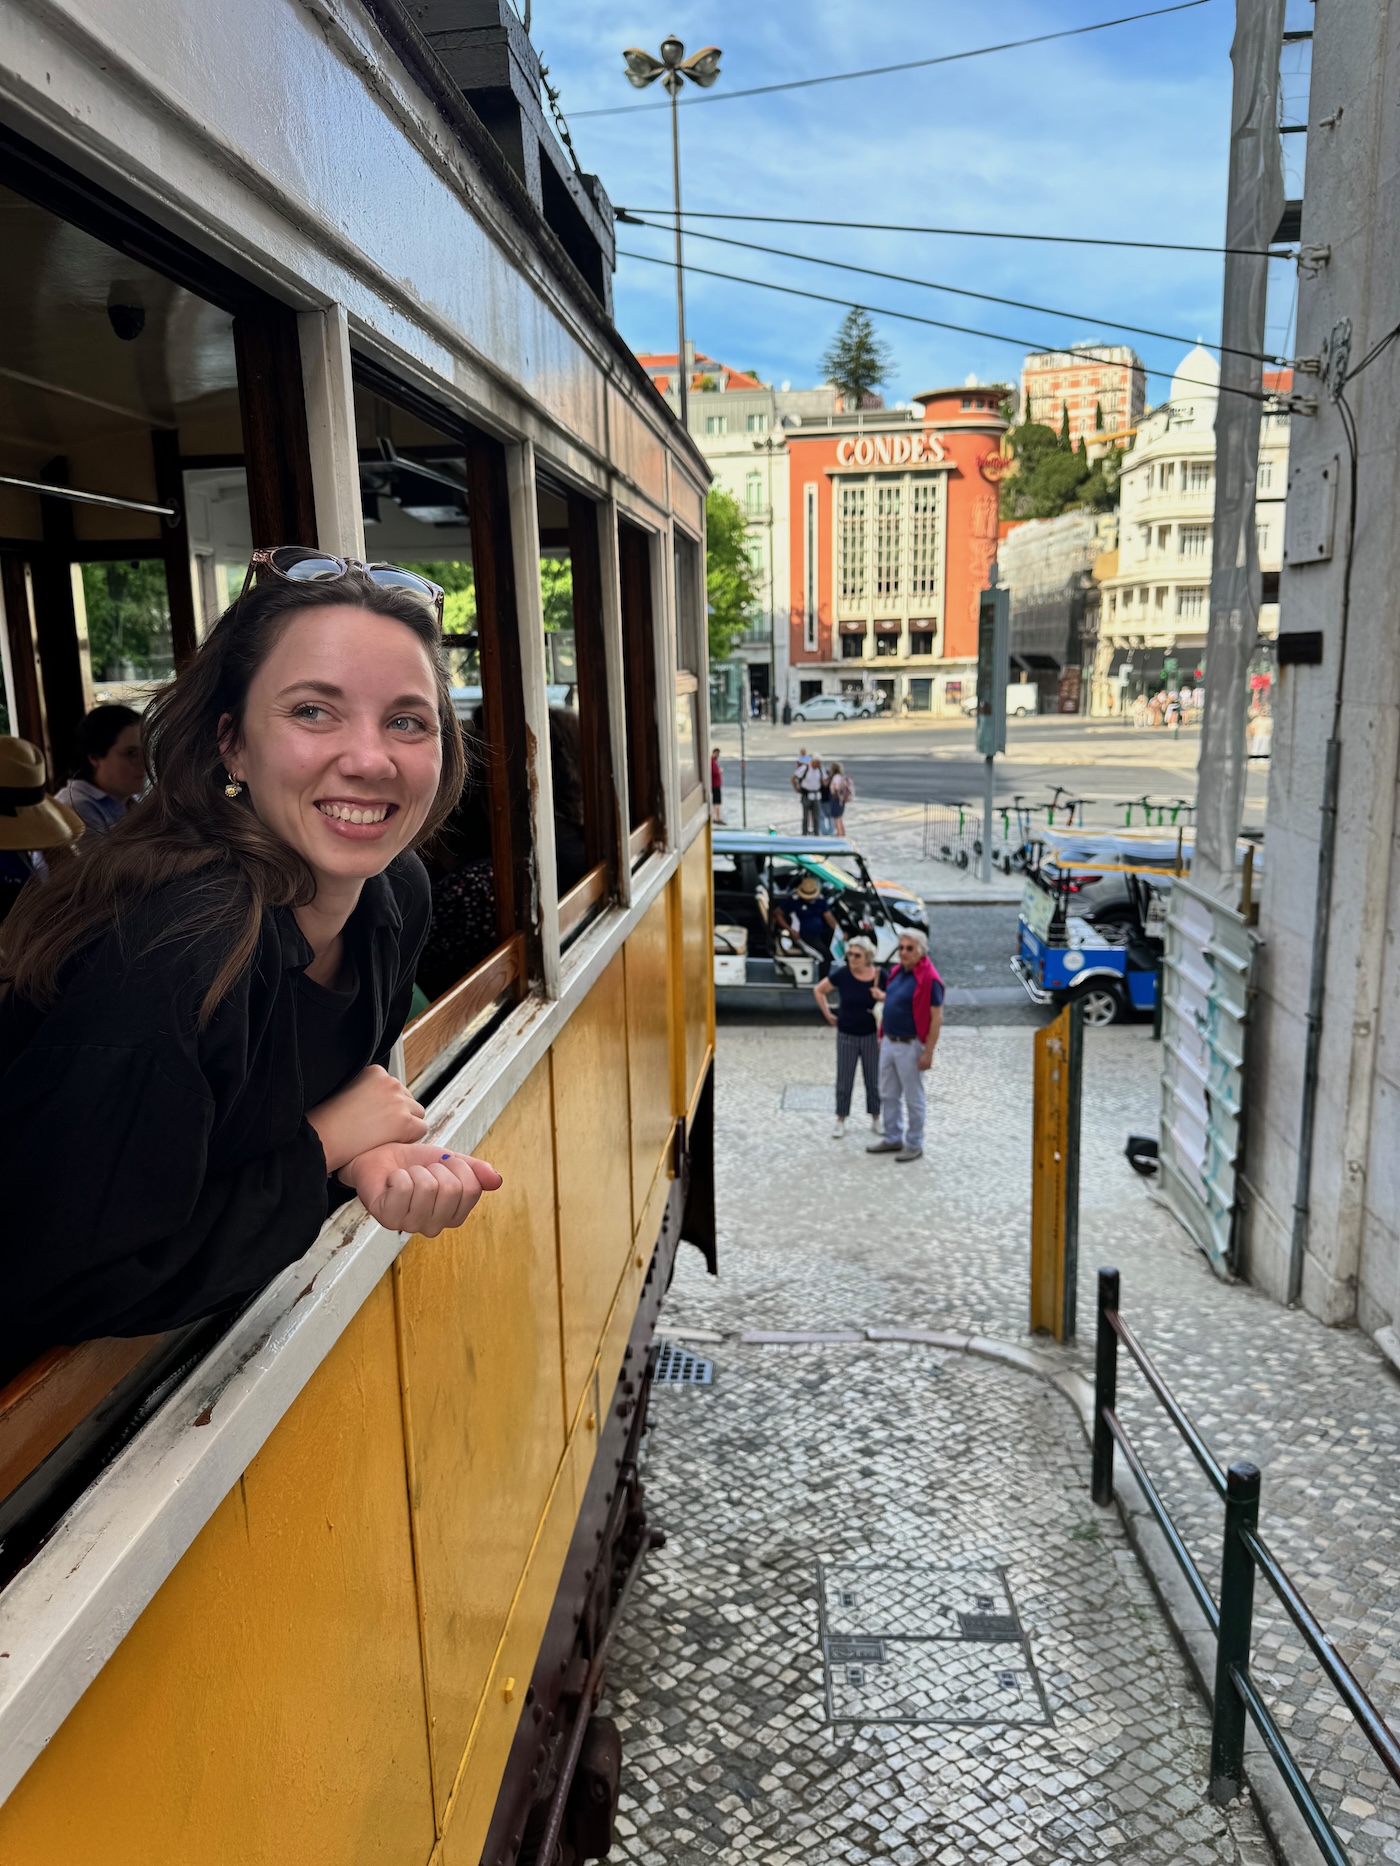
339,1142,503,1236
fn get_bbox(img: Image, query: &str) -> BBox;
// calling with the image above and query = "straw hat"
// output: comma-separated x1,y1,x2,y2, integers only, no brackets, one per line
795,873,823,900
0,738,84,851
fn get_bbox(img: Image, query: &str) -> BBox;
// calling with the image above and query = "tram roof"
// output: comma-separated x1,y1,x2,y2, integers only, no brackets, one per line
712,831,859,856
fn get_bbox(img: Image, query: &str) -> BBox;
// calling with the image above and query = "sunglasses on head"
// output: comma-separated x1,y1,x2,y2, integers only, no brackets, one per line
241,546,445,625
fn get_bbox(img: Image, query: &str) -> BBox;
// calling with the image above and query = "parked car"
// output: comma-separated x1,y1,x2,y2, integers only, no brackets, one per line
961,683,1040,719
712,829,928,1003
790,692,872,722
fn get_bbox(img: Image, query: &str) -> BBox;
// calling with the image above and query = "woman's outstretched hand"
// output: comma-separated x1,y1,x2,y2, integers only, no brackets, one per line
338,1142,503,1237
307,1065,428,1172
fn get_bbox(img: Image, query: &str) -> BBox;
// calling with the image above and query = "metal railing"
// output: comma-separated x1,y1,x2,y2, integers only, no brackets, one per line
1093,1268,1400,1864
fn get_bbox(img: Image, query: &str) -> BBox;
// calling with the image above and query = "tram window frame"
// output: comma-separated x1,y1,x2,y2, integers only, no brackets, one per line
349,358,534,1085
618,517,663,865
673,525,705,804
537,473,619,946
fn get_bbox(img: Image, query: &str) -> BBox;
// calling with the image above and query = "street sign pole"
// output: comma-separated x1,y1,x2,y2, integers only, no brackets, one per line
976,575,1009,882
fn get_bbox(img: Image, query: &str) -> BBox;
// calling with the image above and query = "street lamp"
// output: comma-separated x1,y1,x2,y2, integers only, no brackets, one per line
622,35,721,431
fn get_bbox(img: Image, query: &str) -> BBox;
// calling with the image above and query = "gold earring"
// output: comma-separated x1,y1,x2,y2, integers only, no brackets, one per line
223,772,244,800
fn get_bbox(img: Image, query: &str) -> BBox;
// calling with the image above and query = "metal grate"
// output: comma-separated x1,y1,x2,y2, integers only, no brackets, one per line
959,1612,1022,1642
828,1635,887,1664
652,1341,714,1386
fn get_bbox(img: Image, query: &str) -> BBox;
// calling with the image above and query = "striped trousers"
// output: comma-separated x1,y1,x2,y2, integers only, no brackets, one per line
835,1030,881,1118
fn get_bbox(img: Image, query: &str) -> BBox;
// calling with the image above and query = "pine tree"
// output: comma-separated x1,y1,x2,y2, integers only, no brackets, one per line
820,308,892,407
1095,401,1105,431
1059,401,1072,447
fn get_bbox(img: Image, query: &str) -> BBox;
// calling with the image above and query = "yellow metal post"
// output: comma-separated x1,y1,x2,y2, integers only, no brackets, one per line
1030,1004,1071,1339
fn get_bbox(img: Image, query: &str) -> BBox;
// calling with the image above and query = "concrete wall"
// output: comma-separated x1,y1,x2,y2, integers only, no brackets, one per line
1242,0,1400,1332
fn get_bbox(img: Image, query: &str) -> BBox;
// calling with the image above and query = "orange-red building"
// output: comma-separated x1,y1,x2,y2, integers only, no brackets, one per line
785,387,1011,712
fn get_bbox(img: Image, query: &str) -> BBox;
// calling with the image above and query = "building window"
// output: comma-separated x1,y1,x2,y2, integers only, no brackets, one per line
1188,461,1212,492
838,482,868,604
1158,461,1175,492
1122,588,1133,608
840,632,864,660
803,482,819,652
1157,526,1171,554
1256,459,1273,492
875,632,899,657
746,538,764,578
909,628,935,656
1179,524,1209,558
874,481,903,598
1138,525,1152,557
746,412,767,433
961,396,971,409
908,478,939,598
1177,587,1206,619
705,414,727,435
745,470,763,512
1255,523,1270,557
1155,587,1168,611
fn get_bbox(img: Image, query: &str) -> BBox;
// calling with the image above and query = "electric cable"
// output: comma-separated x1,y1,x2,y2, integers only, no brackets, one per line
616,246,1284,404
572,1,1211,118
617,207,1285,261
621,213,1291,366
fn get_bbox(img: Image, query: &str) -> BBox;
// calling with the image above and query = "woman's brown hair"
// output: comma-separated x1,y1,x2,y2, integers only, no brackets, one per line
0,573,466,1021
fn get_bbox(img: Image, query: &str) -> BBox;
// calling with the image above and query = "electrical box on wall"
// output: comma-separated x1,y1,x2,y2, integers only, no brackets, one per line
1283,457,1338,565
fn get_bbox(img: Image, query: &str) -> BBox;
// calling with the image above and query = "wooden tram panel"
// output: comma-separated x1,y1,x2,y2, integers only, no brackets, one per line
0,863,716,1864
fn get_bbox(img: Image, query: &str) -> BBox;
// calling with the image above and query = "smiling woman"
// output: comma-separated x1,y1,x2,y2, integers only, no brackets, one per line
0,566,501,1378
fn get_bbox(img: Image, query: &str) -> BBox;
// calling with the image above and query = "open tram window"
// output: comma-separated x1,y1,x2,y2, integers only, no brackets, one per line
537,475,617,943
351,367,531,1080
673,526,705,804
0,177,255,776
618,517,662,864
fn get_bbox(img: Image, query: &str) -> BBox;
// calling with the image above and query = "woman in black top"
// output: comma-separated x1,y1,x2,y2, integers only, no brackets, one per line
814,935,885,1140
0,554,501,1376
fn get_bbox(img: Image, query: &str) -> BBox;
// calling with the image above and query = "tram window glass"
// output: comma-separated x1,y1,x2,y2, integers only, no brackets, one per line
352,379,528,1024
618,519,662,855
0,180,251,771
673,527,704,800
537,477,616,936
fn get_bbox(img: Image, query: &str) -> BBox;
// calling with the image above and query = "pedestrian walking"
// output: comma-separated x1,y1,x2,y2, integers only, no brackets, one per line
814,935,883,1138
827,762,852,836
793,749,823,835
710,746,724,823
867,930,944,1164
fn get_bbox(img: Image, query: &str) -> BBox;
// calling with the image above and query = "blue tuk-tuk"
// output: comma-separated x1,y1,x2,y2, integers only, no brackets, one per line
1010,830,1184,1025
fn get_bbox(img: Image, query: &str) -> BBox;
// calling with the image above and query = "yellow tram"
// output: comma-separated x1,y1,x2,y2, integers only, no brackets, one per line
0,5,714,1859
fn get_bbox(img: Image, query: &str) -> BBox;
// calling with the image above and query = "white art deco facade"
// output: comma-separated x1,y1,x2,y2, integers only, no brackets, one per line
1094,346,1290,708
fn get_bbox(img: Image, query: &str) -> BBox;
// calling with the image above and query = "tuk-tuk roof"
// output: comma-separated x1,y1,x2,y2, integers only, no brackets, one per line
1037,829,1189,875
1035,828,1260,878
712,830,857,856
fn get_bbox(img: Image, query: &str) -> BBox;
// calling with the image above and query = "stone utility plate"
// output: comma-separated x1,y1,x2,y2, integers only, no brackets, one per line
818,1561,1052,1728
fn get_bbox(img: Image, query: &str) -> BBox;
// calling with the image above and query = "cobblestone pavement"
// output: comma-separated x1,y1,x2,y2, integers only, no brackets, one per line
609,1024,1400,1862
606,1341,1271,1865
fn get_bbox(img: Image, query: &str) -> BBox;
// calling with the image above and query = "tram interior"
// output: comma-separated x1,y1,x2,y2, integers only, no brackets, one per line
0,181,250,772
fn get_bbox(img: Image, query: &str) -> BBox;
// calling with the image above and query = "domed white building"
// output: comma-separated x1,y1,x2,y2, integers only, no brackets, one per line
1093,344,1291,710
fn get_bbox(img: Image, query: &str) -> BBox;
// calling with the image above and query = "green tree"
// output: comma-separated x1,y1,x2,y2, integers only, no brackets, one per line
81,560,172,678
1059,401,1072,446
705,486,761,663
820,307,892,406
413,560,476,634
1095,401,1105,432
997,422,1123,522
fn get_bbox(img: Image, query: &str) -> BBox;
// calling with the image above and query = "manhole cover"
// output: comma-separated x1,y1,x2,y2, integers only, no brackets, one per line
653,1340,714,1386
818,1561,1050,1728
782,1084,835,1112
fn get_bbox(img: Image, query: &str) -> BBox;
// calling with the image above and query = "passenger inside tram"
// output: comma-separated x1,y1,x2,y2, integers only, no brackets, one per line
0,564,501,1380
55,701,145,833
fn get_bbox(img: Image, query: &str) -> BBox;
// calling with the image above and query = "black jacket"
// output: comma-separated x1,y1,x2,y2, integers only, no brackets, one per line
0,853,430,1369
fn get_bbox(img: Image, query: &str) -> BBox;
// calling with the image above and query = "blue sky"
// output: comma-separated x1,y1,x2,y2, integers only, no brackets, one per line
531,0,1303,408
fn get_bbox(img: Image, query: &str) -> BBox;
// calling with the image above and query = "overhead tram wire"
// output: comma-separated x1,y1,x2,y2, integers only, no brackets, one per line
619,213,1291,367
615,246,1283,405
573,1,1212,118
614,208,1288,262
